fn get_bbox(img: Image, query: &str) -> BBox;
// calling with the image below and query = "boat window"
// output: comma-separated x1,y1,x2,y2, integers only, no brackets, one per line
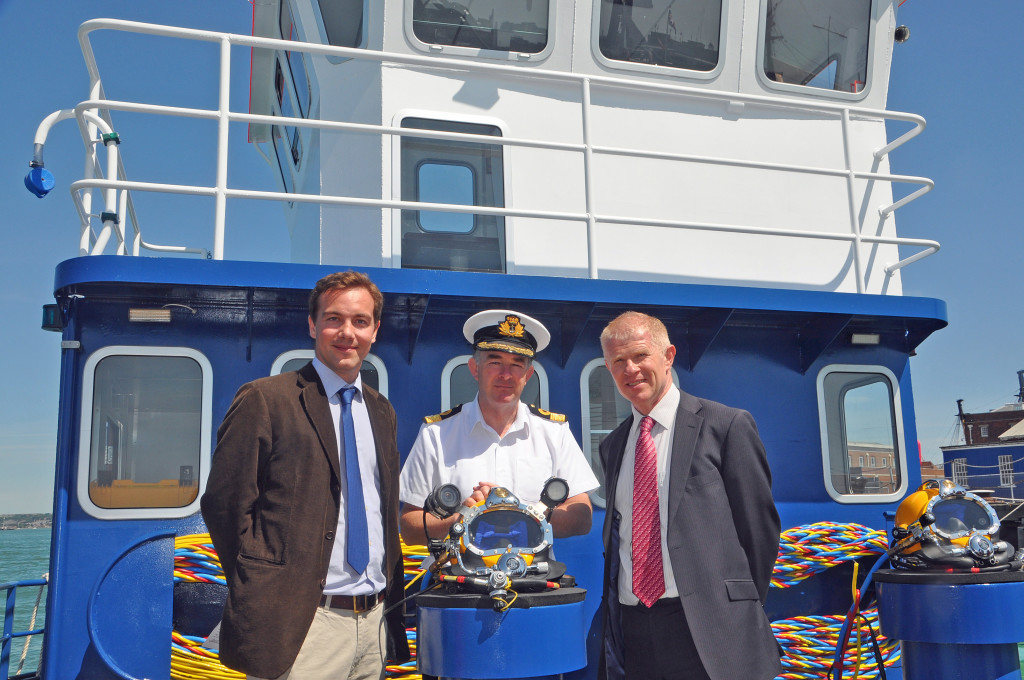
580,358,680,506
280,1,312,118
441,355,547,411
597,0,722,72
762,0,870,94
817,365,906,503
400,118,506,273
272,125,297,194
411,0,549,54
78,347,213,520
417,163,475,233
317,0,364,48
275,61,303,170
271,350,388,396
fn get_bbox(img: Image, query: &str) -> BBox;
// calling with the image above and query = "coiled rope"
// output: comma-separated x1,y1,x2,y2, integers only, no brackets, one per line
171,534,242,680
387,537,430,680
772,522,889,589
771,522,900,679
170,524,901,679
172,534,427,680
773,608,900,679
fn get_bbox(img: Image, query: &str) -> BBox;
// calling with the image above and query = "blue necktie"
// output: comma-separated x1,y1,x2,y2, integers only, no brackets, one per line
340,386,369,574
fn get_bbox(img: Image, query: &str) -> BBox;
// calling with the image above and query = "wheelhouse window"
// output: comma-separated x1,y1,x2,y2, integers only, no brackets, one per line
441,355,547,411
272,125,297,194
817,365,905,503
280,0,311,117
598,0,722,72
78,347,213,519
400,118,506,273
272,349,388,396
412,0,550,54
763,0,871,94
317,0,364,47
275,61,304,170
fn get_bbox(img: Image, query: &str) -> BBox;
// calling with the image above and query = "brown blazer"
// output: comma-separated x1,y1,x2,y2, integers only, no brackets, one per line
201,362,410,678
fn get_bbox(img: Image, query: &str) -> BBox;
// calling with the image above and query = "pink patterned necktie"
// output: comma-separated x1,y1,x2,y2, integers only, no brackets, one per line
632,415,665,607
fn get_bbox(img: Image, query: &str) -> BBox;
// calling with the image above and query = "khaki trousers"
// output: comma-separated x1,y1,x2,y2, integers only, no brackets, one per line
249,602,386,680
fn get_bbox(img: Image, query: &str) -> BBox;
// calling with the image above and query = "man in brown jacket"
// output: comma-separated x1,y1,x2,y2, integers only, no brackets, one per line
202,271,410,679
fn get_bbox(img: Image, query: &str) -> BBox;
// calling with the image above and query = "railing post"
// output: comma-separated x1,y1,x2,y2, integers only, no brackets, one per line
213,35,231,261
1,585,15,680
841,108,865,294
80,80,104,256
581,78,598,279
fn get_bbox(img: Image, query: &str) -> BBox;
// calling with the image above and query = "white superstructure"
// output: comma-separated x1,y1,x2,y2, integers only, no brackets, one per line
41,0,936,294
251,0,933,293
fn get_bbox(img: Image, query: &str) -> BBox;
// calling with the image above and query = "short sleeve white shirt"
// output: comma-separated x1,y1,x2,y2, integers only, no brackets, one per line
400,397,599,508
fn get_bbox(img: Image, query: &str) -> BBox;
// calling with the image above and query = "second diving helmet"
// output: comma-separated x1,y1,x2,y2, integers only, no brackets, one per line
891,479,1020,571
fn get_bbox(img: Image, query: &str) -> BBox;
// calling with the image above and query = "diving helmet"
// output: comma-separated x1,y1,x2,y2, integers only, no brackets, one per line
449,485,559,578
891,479,1018,571
424,478,569,583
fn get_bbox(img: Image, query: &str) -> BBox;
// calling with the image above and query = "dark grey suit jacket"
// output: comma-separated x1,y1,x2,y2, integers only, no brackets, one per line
201,362,410,678
599,389,781,680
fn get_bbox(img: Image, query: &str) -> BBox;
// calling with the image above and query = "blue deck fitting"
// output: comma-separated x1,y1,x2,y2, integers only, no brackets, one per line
876,570,1024,680
417,589,587,679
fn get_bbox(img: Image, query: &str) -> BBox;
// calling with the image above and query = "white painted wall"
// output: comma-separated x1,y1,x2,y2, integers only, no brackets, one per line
279,0,909,294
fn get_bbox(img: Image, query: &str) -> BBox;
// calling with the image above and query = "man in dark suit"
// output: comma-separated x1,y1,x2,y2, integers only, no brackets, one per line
201,271,410,679
598,311,781,680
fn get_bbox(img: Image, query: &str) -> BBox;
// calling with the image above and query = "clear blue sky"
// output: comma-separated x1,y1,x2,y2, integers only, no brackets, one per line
1,1,1021,513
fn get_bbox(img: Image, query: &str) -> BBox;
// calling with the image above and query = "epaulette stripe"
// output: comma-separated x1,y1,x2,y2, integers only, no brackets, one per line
423,403,463,424
528,403,566,422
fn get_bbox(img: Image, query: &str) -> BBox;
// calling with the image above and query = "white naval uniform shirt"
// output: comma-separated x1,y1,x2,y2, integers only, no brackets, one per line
400,397,599,508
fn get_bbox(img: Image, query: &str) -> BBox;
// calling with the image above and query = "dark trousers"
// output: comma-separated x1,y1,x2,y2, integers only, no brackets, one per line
621,597,710,680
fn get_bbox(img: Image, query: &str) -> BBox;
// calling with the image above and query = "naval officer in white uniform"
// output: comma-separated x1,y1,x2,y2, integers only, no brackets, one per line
399,309,599,544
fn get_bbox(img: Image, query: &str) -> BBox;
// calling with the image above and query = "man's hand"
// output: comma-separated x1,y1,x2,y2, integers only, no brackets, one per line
466,481,500,507
400,503,463,545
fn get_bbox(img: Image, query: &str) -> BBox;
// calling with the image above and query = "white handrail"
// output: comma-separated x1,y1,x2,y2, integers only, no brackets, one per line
60,18,938,284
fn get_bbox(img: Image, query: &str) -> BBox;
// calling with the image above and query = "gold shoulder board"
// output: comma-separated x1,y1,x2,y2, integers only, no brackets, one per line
529,404,566,422
424,403,463,424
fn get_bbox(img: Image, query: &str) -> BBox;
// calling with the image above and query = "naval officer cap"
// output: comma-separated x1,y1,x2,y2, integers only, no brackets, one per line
463,309,550,358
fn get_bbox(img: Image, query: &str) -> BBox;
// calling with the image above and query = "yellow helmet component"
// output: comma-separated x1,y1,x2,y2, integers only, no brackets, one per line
890,479,1016,571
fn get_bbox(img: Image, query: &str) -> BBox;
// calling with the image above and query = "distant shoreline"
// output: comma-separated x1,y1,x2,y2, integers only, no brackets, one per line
0,514,52,530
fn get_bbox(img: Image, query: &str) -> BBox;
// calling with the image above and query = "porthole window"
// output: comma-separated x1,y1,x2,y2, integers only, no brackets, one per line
441,355,547,411
78,347,213,520
271,349,388,396
817,365,906,503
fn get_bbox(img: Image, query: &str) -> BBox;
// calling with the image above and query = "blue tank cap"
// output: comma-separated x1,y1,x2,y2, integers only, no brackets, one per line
25,165,55,198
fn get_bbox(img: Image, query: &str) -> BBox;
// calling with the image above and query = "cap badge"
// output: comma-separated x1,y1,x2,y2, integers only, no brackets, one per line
497,315,526,339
